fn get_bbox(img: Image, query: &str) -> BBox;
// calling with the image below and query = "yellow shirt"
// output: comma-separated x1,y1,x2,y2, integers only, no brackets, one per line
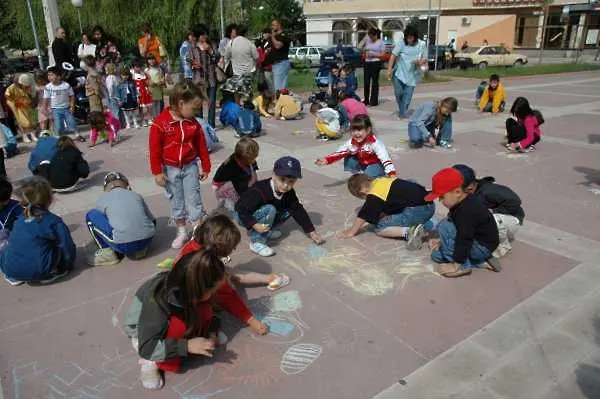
274,95,301,119
253,95,272,117
479,82,505,113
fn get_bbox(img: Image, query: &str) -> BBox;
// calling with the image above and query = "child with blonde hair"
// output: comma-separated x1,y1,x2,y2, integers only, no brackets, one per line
104,62,121,121
5,73,37,142
149,82,211,249
0,176,76,285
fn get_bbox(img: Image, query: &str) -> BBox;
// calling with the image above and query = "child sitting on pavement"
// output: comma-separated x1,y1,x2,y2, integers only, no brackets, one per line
28,130,58,174
505,96,544,152
235,101,262,138
181,214,291,291
338,89,368,121
213,137,259,213
408,97,457,149
235,156,325,257
316,114,396,178
424,167,500,278
341,174,435,249
479,74,505,113
37,136,90,192
0,177,23,237
85,172,156,266
253,85,274,118
453,164,524,258
0,176,76,285
310,102,341,141
273,89,302,120
219,94,243,129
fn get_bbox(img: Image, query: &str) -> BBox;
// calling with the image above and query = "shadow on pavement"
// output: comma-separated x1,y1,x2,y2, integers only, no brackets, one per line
573,166,600,187
575,316,600,398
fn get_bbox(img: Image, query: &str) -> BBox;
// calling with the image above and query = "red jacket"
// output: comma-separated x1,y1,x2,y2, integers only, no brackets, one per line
323,134,396,177
177,240,253,323
149,108,211,176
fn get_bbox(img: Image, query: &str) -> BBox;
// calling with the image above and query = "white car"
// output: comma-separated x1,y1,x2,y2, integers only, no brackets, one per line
289,46,325,67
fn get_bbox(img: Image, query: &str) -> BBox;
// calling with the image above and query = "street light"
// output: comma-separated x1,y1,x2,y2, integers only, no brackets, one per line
71,0,84,36
26,0,44,69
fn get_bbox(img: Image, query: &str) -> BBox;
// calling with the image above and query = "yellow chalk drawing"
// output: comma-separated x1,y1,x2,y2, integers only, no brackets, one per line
338,265,394,296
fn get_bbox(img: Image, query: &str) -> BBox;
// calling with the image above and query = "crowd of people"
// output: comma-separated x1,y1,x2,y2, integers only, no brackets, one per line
0,20,547,391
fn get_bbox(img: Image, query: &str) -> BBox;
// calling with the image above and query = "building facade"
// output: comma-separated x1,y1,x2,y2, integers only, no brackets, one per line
304,0,600,50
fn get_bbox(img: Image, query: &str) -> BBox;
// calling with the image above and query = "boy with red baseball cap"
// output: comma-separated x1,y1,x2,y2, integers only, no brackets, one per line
425,167,500,278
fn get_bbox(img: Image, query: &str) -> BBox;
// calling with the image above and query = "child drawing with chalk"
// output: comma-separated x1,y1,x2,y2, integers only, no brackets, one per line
181,214,291,290
124,250,268,390
342,174,435,249
235,156,325,257
315,114,396,178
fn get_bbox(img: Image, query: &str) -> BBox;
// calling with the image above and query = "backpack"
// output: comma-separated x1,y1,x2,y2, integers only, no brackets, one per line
0,123,18,158
236,108,261,137
532,109,545,126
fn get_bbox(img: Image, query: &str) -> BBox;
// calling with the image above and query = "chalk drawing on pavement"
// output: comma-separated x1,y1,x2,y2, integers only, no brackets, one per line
280,343,323,375
216,344,283,386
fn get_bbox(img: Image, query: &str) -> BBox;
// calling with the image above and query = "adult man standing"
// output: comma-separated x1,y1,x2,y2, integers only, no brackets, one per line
52,27,73,70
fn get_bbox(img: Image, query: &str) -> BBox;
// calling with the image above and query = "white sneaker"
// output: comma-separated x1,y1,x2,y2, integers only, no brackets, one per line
171,230,189,249
249,242,275,257
134,122,140,129
125,124,131,130
139,360,163,390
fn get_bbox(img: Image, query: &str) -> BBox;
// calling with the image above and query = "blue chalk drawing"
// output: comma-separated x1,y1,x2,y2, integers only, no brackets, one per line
263,317,295,337
272,290,302,313
307,243,328,260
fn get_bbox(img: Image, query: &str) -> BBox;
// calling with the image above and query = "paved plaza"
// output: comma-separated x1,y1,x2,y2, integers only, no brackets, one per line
1,71,600,399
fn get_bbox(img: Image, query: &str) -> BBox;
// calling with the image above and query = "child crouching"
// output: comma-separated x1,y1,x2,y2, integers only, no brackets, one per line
0,176,76,285
85,172,156,266
310,102,341,141
124,250,268,390
88,109,120,147
342,174,435,249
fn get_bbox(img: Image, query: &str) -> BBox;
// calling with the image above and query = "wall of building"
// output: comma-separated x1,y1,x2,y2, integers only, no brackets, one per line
439,14,516,48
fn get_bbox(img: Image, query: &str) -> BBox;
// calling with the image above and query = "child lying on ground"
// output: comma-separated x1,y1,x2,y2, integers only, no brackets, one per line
453,164,524,258
316,114,395,178
235,156,325,257
424,167,500,278
341,174,435,249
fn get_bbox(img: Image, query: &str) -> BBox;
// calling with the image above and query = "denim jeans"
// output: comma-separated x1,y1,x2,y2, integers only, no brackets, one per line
52,107,77,134
431,218,492,268
393,77,415,118
108,98,121,122
198,85,217,128
249,204,290,244
272,60,291,91
407,117,453,145
374,203,435,233
343,156,385,177
86,210,153,255
164,163,206,223
482,101,506,113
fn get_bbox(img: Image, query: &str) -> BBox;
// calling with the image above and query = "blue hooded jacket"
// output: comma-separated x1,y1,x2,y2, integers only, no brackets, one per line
219,101,242,128
28,135,59,173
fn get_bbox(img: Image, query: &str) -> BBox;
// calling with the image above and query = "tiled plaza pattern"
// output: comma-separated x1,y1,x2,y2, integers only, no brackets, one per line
1,72,600,399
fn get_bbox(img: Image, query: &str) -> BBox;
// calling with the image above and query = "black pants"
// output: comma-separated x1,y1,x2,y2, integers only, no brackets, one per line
0,149,5,178
363,61,381,106
506,118,540,147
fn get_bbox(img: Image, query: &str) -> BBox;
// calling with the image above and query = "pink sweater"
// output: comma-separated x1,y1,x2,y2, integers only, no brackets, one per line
520,114,541,148
341,98,368,121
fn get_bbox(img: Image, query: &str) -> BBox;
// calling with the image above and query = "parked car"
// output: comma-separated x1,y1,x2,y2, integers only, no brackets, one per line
320,46,363,68
454,45,528,69
0,49,44,73
289,46,325,67
427,45,451,70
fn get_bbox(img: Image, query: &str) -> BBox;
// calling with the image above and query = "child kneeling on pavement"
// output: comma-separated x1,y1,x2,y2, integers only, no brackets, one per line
424,167,501,278
453,164,524,258
86,172,156,266
235,156,325,257
341,174,435,249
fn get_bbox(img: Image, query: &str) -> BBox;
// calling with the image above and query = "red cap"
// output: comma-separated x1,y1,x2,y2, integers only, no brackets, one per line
424,167,464,201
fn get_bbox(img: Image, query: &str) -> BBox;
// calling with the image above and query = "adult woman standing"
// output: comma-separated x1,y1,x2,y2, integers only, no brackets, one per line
77,33,97,70
223,25,257,97
358,27,385,106
188,26,217,127
179,30,197,82
265,20,291,91
386,25,427,118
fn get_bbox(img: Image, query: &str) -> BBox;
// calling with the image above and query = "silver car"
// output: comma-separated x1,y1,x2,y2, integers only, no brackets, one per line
289,46,325,67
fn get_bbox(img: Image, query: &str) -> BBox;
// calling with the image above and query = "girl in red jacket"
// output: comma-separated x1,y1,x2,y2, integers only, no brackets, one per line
124,250,268,390
149,83,211,249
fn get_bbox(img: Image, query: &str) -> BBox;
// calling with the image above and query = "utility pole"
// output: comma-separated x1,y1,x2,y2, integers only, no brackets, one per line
26,0,44,69
537,0,550,64
434,0,441,70
219,0,225,39
426,0,432,48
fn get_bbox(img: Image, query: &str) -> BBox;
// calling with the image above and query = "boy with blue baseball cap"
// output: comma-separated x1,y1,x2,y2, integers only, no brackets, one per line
235,156,325,257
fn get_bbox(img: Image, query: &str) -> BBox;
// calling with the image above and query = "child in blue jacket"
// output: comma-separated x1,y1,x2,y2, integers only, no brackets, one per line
0,176,76,285
235,101,262,138
220,97,242,129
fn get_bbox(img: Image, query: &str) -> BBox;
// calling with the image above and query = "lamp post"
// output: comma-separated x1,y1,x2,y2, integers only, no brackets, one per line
26,0,45,69
219,0,225,39
71,0,84,36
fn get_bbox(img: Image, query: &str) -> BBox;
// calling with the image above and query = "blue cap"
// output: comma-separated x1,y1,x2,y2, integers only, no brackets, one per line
453,164,476,185
274,156,302,179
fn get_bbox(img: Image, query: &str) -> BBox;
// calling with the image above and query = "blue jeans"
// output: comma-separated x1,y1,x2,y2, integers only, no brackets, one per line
408,117,453,145
108,98,121,122
374,203,435,233
431,218,492,268
85,210,153,255
52,107,77,134
482,101,506,113
393,77,415,118
199,85,217,128
249,204,290,244
343,156,386,177
272,60,291,91
164,163,206,223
